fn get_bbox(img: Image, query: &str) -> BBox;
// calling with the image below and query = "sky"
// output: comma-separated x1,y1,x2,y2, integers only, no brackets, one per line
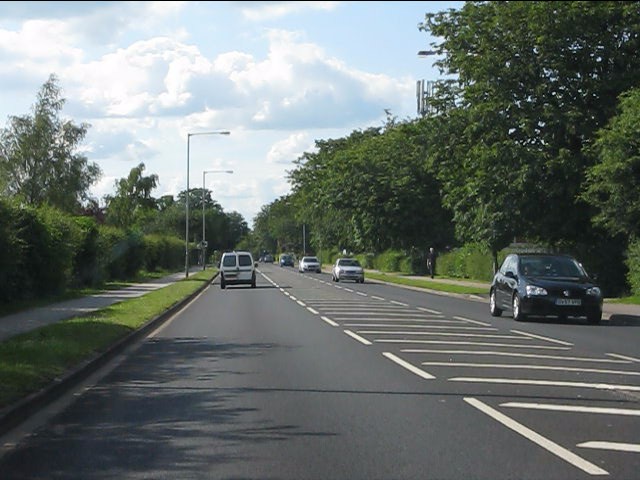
0,1,463,228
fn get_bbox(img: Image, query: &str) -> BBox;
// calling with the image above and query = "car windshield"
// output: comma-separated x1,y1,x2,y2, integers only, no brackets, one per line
519,256,585,278
305,257,318,263
338,259,360,267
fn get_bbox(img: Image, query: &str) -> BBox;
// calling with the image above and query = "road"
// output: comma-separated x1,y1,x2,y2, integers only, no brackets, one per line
1,264,639,479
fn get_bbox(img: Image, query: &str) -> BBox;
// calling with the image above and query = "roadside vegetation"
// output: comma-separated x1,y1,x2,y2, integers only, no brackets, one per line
0,270,215,409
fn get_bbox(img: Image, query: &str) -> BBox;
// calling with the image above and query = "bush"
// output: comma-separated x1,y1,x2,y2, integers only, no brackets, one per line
0,199,25,302
626,238,640,296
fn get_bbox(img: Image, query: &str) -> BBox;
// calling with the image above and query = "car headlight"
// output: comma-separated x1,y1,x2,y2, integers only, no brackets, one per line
526,285,547,296
586,286,601,297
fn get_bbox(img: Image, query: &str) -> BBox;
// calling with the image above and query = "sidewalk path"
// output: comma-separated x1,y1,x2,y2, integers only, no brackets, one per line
0,269,199,342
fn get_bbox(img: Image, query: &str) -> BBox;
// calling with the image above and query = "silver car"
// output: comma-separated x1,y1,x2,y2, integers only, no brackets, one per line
332,258,364,283
298,256,321,273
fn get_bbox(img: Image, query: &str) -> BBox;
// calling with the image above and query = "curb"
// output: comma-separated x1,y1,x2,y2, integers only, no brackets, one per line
0,272,218,438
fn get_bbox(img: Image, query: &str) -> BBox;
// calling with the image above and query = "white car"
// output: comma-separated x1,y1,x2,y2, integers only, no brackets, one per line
332,258,364,283
219,251,257,289
298,256,322,273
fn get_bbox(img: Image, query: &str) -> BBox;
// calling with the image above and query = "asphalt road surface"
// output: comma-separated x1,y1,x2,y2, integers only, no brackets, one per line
1,264,639,479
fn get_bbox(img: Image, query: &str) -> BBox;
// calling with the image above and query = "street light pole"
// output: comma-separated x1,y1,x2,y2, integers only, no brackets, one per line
202,169,233,270
185,130,230,278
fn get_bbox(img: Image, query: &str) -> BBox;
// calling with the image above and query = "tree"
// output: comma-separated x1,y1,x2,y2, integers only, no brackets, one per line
582,87,640,238
0,73,101,212
104,162,158,229
419,1,640,263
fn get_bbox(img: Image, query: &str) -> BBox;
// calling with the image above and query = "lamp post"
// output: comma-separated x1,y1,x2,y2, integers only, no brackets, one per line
202,169,233,270
185,130,230,278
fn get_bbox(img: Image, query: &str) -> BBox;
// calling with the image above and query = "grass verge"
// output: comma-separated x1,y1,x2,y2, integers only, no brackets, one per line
0,270,215,410
365,271,488,295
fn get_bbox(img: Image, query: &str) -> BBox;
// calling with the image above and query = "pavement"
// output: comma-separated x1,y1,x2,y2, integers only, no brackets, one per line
0,268,207,342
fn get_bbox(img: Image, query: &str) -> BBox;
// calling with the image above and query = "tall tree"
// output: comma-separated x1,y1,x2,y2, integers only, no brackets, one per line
582,87,640,238
419,1,640,265
104,162,158,229
0,74,101,212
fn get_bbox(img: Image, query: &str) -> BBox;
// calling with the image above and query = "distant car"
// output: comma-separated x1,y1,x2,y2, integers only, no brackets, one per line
332,258,364,283
219,251,257,289
489,253,602,324
298,256,321,273
280,254,294,267
264,254,274,263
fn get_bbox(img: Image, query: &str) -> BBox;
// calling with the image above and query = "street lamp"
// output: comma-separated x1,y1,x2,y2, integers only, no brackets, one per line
202,169,233,270
185,130,230,278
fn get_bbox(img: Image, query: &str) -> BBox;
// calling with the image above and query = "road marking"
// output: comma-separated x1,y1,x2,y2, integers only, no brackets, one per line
334,286,343,289
297,300,306,307
453,316,491,326
607,353,640,363
344,329,372,345
511,330,573,346
501,402,640,416
283,291,290,296
366,339,568,349
356,292,367,297
371,295,385,301
290,296,297,301
577,441,640,453
347,327,521,338
417,307,441,314
357,325,496,331
307,307,319,315
321,310,420,315
400,350,630,363
344,288,354,292
335,318,462,323
321,316,338,327
391,300,409,306
424,363,640,376
382,352,435,379
464,397,608,476
452,377,640,392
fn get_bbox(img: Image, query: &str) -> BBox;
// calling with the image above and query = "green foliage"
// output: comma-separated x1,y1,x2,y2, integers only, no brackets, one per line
0,74,101,212
71,216,101,287
104,162,158,229
373,249,412,273
583,87,640,237
626,238,640,296
97,226,144,280
0,198,25,302
437,244,495,281
143,234,183,272
420,1,640,251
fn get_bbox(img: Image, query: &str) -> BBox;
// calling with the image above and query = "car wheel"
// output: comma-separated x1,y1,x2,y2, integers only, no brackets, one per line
587,311,602,325
359,278,364,284
490,289,502,317
335,275,340,282
512,294,526,321
220,276,226,289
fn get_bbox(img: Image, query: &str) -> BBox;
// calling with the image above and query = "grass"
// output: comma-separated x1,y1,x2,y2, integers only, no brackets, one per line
605,296,640,305
0,270,215,409
365,271,488,295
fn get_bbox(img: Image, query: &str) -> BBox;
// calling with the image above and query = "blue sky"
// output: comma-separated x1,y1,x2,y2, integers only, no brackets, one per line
0,1,463,227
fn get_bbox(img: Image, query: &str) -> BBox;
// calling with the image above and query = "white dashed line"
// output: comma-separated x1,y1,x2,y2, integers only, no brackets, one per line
425,363,640,376
296,300,306,307
371,296,385,301
501,402,640,416
577,441,640,453
400,350,629,363
344,329,372,345
356,292,367,297
307,307,319,315
382,352,435,380
417,307,441,314
464,398,608,476
390,300,408,307
452,377,640,391
607,353,640,363
321,316,338,327
453,316,491,326
511,330,573,346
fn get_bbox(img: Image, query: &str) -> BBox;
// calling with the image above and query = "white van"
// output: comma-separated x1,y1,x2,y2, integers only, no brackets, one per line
220,251,257,289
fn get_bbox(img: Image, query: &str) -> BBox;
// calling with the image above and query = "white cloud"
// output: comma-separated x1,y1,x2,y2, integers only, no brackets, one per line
267,132,313,164
240,1,339,22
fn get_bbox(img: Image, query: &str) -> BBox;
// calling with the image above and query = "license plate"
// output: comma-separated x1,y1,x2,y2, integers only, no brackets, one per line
556,299,581,306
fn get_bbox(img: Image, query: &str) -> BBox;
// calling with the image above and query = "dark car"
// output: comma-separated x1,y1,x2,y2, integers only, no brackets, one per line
489,253,603,324
280,254,294,267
